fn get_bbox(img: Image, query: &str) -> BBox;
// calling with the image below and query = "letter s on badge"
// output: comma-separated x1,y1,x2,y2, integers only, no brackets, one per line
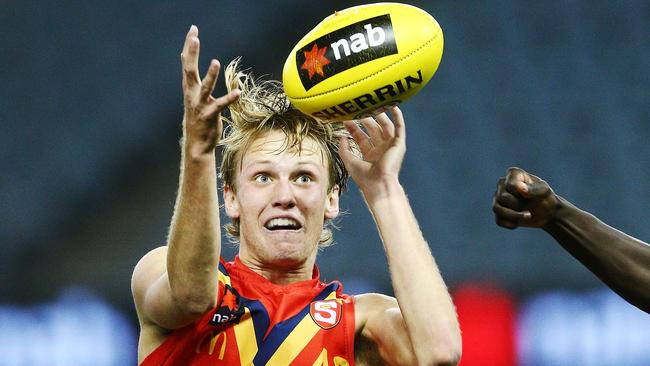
310,300,342,329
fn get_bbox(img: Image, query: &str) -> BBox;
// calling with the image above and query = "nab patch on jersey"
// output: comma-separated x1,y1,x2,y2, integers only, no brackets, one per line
309,300,342,330
209,285,244,327
296,14,398,91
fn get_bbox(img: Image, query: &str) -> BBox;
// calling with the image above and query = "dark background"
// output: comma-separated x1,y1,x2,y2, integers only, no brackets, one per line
2,0,648,337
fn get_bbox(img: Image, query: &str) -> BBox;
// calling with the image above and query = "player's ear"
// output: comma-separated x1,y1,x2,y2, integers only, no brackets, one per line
223,185,240,219
325,185,340,220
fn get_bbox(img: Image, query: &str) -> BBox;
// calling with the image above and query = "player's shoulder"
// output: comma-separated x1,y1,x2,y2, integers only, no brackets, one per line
133,246,167,277
353,293,404,365
131,246,168,301
354,292,397,309
353,293,398,329
138,245,168,262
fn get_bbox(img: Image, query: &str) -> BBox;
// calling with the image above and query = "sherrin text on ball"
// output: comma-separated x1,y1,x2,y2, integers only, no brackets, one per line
282,2,444,121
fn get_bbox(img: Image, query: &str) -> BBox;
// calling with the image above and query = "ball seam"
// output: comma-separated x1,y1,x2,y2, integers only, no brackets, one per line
289,32,441,101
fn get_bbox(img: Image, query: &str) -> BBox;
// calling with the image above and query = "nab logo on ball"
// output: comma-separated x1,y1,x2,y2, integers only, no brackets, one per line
309,300,342,330
296,14,398,91
283,3,444,121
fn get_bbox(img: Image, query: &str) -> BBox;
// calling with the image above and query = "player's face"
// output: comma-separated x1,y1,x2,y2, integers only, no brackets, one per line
224,130,339,268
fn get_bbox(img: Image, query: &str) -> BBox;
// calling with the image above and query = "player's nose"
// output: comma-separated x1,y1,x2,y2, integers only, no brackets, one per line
272,179,296,208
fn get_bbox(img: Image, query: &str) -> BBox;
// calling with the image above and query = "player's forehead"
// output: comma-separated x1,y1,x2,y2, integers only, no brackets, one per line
240,129,328,169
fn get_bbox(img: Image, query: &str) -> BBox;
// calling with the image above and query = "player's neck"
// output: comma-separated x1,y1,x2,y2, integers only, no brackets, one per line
238,254,317,285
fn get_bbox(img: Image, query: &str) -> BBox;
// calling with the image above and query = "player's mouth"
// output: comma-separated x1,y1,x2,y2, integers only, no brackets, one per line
264,217,303,231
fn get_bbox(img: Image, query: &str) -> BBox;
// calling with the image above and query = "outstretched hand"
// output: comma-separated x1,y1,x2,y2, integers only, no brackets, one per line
181,25,240,157
339,107,406,198
492,167,560,229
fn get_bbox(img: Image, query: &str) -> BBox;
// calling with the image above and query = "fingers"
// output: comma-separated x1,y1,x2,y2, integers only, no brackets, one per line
504,167,550,199
494,167,558,231
181,25,201,91
338,136,360,173
522,181,551,198
181,25,198,56
389,106,405,140
493,176,531,229
492,199,531,229
374,111,395,139
181,25,199,62
343,120,373,153
202,89,241,119
504,167,528,196
179,25,236,118
360,117,383,143
495,189,523,210
494,177,528,212
370,108,405,146
200,59,221,101
352,106,403,146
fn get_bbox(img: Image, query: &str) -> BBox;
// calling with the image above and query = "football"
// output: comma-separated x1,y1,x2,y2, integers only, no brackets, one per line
282,2,444,121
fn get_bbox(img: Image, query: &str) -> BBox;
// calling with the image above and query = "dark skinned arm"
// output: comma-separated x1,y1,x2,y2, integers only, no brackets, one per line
493,167,650,313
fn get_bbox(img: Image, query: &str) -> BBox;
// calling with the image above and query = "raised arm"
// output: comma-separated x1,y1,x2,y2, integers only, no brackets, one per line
339,107,461,366
132,25,240,332
493,167,650,313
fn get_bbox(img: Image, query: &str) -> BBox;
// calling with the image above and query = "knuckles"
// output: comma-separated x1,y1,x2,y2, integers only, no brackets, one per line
506,166,524,175
504,180,521,195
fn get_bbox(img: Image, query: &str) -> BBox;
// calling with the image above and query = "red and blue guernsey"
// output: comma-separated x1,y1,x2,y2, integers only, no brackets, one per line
141,256,356,365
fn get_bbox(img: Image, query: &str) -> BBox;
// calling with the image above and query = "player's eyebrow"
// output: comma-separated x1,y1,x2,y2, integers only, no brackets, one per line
244,159,322,170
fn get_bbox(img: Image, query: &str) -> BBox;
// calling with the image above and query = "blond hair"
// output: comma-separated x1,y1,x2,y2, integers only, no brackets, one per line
219,58,355,247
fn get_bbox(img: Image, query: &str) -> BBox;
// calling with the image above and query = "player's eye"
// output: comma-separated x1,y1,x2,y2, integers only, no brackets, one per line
296,174,312,183
254,174,271,183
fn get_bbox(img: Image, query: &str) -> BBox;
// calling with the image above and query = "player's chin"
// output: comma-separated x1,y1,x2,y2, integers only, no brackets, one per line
269,235,317,260
267,248,313,269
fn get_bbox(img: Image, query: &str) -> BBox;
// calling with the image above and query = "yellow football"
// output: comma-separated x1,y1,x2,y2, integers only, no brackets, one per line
282,2,444,121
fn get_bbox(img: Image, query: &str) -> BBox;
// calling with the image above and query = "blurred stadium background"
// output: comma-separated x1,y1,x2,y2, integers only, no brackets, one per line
1,0,649,365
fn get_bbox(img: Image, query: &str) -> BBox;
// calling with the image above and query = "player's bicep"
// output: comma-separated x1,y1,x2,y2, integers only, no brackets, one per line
354,293,415,366
131,246,202,330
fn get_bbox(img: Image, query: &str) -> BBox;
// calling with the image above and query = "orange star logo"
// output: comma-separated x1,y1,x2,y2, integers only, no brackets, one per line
222,290,238,311
301,43,330,79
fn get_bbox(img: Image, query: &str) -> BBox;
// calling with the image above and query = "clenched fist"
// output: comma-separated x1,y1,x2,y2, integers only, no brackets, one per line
492,167,561,229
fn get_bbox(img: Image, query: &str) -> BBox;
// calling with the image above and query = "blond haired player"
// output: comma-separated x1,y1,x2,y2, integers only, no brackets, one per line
132,26,461,365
